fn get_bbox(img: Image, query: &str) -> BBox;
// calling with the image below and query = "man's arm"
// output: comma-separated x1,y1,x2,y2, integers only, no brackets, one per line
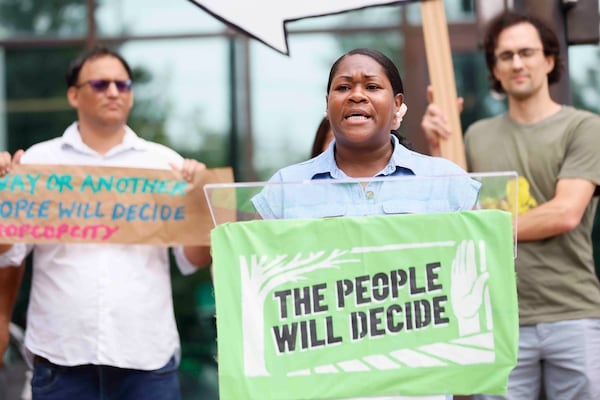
0,150,25,366
172,158,212,269
0,262,25,367
517,178,596,242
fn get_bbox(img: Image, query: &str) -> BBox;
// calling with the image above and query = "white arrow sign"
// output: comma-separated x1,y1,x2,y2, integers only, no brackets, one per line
189,0,415,55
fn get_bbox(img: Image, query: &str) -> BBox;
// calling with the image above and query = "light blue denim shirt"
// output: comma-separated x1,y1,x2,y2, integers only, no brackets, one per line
251,136,469,400
253,135,480,219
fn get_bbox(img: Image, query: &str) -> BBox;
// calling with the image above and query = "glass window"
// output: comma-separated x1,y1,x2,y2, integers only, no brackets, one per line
121,39,230,167
406,0,476,24
96,0,226,36
290,4,402,30
453,52,507,129
569,44,600,114
4,47,80,151
570,2,600,278
0,0,87,39
250,34,335,179
568,0,600,116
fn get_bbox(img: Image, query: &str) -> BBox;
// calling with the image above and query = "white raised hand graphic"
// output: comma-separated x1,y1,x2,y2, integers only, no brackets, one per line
450,240,490,336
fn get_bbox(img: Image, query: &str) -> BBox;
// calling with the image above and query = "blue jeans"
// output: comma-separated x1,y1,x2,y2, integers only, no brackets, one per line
31,355,181,400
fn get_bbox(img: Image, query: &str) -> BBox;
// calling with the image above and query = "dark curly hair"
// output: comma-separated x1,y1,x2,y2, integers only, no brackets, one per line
483,11,563,94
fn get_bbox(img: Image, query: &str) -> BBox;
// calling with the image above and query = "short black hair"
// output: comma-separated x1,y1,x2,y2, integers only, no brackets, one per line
65,46,133,88
483,11,563,94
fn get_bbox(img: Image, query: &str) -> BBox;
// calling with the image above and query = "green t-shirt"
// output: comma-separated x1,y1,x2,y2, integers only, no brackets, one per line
465,106,600,324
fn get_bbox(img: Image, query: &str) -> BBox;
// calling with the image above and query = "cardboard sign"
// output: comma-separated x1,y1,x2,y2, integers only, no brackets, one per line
0,164,233,245
211,210,518,399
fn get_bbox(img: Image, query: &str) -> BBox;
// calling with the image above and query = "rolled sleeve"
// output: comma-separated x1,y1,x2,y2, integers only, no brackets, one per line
251,190,277,220
172,246,198,276
0,243,29,267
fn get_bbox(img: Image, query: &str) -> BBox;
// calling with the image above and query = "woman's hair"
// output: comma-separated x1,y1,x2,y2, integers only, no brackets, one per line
325,48,411,149
65,45,133,88
310,117,332,158
483,11,563,94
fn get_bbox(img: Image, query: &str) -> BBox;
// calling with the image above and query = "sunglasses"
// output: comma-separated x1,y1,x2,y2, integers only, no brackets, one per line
75,79,133,93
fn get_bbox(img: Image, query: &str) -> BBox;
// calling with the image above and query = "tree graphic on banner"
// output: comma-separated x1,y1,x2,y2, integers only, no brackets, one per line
239,250,359,376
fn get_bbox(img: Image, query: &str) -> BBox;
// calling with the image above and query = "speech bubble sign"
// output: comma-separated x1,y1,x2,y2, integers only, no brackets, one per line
188,0,416,55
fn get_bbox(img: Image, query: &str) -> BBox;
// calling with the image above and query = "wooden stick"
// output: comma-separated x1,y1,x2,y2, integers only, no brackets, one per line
420,0,467,170
421,4,471,398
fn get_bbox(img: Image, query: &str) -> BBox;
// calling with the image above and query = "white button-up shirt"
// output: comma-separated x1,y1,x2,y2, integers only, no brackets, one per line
0,122,199,370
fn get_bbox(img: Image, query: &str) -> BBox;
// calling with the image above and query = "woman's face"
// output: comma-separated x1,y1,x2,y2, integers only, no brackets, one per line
326,54,402,149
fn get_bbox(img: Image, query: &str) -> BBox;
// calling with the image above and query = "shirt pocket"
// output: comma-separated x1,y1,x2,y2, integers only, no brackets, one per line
382,200,425,214
285,203,347,219
382,199,456,214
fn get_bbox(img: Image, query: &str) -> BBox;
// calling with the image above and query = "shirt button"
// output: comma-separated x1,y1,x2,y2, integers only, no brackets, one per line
365,191,374,199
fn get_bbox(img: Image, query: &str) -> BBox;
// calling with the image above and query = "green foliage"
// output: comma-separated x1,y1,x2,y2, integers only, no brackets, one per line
0,0,86,34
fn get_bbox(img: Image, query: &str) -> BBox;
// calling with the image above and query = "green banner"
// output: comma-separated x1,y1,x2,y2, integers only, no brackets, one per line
211,210,518,399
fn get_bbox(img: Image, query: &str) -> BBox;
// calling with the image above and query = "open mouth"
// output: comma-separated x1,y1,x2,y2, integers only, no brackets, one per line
345,111,371,121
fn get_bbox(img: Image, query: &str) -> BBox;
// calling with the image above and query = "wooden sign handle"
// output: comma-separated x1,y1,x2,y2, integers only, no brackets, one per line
420,0,467,170
423,9,475,400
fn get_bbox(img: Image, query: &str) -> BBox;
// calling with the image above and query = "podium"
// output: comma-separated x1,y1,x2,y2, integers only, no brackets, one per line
204,172,519,400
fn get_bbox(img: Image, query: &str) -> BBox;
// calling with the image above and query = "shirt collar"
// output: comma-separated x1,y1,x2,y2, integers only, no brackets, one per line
386,135,419,176
61,122,148,154
310,134,419,179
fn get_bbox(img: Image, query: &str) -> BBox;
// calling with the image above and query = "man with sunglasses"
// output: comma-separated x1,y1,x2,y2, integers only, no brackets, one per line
422,11,600,400
0,46,211,400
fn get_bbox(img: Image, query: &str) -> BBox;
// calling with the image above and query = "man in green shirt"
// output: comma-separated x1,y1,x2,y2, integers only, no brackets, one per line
422,11,600,400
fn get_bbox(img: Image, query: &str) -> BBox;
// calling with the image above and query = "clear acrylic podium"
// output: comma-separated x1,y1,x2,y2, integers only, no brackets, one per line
203,172,519,400
203,172,518,254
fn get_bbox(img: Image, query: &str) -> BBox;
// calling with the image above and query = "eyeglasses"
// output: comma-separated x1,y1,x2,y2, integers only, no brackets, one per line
75,79,133,93
494,48,543,63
